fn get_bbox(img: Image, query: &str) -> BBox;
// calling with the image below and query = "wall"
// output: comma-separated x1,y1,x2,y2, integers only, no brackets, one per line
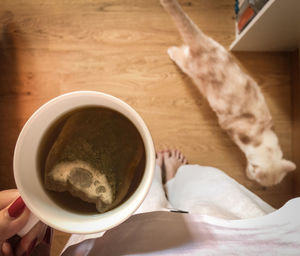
292,46,300,195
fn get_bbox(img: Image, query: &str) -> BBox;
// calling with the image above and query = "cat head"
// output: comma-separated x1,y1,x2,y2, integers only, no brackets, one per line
246,158,296,187
245,130,296,186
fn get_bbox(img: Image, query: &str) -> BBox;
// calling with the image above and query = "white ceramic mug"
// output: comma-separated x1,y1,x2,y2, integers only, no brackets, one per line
13,91,155,234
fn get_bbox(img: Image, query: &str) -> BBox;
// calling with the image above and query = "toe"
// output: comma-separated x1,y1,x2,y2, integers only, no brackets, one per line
178,152,183,160
156,152,162,159
182,154,187,164
163,150,170,159
171,149,176,157
156,151,164,167
179,152,187,164
160,154,164,162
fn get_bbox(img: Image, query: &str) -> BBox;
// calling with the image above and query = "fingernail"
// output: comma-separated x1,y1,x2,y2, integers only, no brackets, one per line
27,238,37,255
43,226,52,244
8,196,26,218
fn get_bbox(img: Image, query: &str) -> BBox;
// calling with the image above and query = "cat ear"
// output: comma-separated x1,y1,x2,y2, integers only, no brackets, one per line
281,159,296,173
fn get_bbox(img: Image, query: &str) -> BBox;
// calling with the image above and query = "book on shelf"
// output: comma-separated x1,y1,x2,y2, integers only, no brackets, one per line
238,6,255,32
235,0,269,33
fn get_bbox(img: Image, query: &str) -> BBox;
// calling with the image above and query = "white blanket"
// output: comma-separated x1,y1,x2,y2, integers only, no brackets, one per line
61,165,300,255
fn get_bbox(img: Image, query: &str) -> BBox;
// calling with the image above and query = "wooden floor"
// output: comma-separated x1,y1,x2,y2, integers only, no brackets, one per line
0,0,296,255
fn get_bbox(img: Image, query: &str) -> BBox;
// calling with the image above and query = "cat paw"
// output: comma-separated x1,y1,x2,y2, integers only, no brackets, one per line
167,46,179,61
167,45,190,63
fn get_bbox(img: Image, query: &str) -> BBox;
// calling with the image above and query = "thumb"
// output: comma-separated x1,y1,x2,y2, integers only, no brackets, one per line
0,197,30,241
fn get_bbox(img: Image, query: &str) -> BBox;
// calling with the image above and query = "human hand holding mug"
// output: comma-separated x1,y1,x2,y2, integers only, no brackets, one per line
0,190,49,256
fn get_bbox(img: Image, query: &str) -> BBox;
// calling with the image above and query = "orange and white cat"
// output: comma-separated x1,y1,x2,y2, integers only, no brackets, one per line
160,0,296,186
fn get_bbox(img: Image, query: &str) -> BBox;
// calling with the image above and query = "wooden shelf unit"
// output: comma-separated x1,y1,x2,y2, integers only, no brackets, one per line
230,0,300,52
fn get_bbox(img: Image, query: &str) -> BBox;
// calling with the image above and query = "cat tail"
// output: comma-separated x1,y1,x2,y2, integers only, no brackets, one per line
160,0,206,51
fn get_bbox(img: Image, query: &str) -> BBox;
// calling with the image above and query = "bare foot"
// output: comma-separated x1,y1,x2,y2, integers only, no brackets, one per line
163,149,187,183
155,151,163,168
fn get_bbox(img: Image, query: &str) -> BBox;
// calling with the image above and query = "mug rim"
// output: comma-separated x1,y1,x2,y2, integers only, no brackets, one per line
13,91,155,234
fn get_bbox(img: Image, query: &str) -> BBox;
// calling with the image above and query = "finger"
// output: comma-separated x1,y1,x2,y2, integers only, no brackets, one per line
16,222,47,256
1,242,13,256
0,197,30,241
0,190,19,210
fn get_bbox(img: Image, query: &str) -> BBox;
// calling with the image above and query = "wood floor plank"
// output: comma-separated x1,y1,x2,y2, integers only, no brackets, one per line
0,0,295,255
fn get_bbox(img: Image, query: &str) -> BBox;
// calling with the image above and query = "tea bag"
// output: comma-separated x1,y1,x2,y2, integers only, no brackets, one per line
44,108,144,213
